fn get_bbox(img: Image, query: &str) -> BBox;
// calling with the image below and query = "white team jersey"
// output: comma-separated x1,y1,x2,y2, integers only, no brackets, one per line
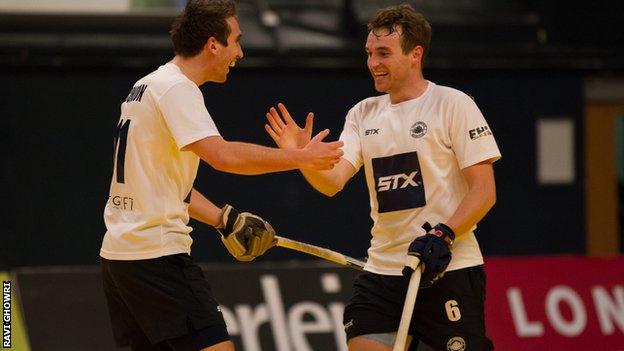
339,81,501,275
100,62,220,260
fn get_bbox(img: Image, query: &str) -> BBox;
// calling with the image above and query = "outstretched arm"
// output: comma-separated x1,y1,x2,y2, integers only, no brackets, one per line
185,130,343,175
300,159,356,196
265,103,356,196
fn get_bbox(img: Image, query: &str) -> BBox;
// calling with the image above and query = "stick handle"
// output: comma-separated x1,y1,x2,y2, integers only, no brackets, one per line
275,235,365,270
393,257,422,351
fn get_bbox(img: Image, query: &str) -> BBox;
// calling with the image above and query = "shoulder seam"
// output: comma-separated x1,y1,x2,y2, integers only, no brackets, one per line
157,80,196,104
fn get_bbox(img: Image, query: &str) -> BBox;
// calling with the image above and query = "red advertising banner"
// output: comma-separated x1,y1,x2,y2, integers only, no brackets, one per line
485,256,624,351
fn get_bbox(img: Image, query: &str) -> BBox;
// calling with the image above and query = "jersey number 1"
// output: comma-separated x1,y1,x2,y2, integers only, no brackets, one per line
113,119,131,183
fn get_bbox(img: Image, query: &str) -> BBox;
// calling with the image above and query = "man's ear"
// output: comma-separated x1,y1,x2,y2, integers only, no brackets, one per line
204,37,219,54
411,45,423,64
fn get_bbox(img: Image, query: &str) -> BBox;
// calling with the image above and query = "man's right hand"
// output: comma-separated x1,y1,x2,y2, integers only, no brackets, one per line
218,204,276,261
265,103,313,149
265,102,343,170
298,130,343,170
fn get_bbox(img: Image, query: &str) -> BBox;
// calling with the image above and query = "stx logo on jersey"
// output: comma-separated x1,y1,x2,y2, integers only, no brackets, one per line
372,152,425,213
377,171,419,192
365,128,380,136
469,125,492,140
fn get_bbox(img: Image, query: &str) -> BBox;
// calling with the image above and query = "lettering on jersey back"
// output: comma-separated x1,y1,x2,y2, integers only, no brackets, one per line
372,151,425,213
124,84,147,103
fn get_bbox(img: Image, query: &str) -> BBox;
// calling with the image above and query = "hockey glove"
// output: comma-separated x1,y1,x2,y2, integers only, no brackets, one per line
402,222,455,288
218,204,277,261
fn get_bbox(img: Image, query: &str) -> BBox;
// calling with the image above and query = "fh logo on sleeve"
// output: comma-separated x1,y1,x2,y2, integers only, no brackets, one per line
372,152,425,213
468,125,492,140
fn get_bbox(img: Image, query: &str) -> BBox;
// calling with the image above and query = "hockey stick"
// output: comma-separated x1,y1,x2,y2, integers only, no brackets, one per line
275,235,365,270
393,256,422,351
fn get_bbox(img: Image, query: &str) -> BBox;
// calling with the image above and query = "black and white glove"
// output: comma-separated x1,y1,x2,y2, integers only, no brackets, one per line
402,222,455,288
218,204,276,261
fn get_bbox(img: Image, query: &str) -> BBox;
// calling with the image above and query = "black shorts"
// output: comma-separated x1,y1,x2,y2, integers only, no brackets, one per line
343,265,494,351
101,254,230,350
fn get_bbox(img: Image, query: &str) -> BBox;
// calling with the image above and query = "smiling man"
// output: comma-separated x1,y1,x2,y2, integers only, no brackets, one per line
265,4,500,351
99,1,344,351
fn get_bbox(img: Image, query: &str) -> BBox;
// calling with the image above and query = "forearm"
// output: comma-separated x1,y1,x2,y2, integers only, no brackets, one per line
444,161,497,236
445,189,495,237
300,169,344,196
215,141,300,175
446,168,496,238
188,189,223,227
300,158,356,196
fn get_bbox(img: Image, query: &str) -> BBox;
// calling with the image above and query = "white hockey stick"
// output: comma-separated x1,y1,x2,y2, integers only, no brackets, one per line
275,235,365,270
393,256,422,351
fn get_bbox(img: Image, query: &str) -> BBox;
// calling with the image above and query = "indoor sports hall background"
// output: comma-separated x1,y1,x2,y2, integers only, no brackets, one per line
1,0,623,350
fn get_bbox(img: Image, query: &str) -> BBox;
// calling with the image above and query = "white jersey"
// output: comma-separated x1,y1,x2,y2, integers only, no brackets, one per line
100,62,220,260
339,81,501,275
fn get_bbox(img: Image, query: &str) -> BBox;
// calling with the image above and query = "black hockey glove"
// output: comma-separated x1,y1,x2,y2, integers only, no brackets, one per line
402,222,455,289
218,204,277,261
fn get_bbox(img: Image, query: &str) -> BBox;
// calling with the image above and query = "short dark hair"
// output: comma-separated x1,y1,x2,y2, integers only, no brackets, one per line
368,4,431,63
170,0,237,58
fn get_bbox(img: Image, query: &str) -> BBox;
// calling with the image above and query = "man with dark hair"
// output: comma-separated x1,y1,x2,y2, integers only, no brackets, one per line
265,4,499,351
100,1,343,350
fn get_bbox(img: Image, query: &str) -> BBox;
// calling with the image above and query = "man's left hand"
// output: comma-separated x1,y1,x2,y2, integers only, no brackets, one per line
402,222,455,288
218,205,277,261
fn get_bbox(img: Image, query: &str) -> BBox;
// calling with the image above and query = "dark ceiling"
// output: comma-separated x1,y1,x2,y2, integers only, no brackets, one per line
1,0,622,70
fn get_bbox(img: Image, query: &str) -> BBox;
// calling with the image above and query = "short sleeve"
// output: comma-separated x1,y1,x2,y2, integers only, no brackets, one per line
159,82,220,150
449,94,501,169
338,106,363,171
